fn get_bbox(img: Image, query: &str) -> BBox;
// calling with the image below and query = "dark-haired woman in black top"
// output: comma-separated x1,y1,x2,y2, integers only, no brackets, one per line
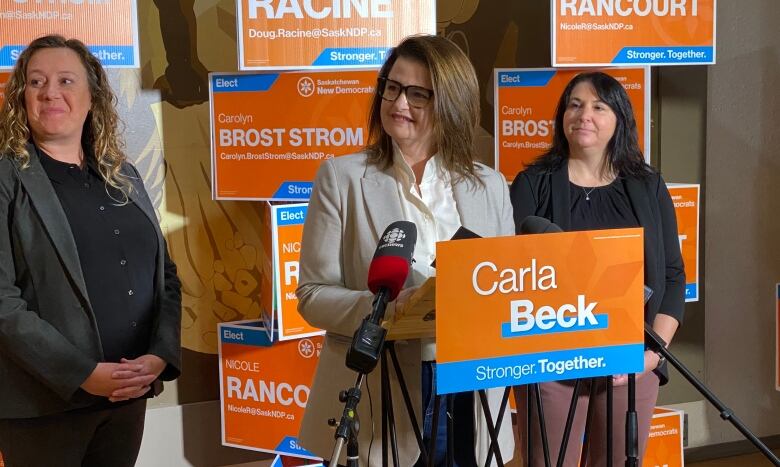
509,71,685,466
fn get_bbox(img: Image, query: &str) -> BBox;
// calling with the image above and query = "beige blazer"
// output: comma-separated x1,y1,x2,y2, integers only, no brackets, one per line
296,153,515,466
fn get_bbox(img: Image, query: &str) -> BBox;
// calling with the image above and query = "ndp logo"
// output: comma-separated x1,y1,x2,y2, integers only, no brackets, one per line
298,338,319,358
297,77,315,97
383,228,406,243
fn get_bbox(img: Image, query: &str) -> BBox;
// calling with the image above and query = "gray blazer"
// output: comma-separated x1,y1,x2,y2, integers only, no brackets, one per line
0,145,181,418
296,153,515,466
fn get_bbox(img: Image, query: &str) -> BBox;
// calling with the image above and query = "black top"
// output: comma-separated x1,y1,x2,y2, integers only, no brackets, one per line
39,149,158,363
569,179,639,231
510,165,685,384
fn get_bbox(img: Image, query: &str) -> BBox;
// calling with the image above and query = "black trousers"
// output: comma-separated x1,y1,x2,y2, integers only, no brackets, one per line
0,399,147,467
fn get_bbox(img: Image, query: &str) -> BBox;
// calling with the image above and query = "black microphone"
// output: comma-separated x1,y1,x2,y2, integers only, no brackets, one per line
519,215,564,234
346,221,417,374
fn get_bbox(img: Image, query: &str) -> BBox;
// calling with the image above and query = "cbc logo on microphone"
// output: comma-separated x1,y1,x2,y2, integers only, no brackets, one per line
383,228,406,244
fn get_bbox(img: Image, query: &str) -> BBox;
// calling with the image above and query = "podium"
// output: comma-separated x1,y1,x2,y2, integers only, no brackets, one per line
375,228,648,466
379,276,510,466
383,277,436,340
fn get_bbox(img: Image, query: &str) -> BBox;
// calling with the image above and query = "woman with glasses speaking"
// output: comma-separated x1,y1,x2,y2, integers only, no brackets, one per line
296,35,515,466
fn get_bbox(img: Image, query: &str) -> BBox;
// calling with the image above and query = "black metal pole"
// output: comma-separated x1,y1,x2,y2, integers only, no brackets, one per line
557,379,582,467
534,384,552,467
387,345,427,457
526,385,533,467
346,431,360,467
579,379,598,466
607,377,613,467
625,374,638,467
485,387,511,466
330,373,365,466
644,324,780,466
477,390,505,467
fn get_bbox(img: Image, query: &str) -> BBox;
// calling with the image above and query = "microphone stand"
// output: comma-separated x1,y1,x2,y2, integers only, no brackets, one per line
330,374,364,467
644,324,780,466
330,289,391,466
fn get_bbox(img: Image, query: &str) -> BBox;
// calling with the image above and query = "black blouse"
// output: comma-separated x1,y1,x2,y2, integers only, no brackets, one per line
569,179,639,231
39,149,158,364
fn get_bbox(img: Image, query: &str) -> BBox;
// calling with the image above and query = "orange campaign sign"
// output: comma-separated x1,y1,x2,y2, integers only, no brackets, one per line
435,229,646,394
270,455,324,466
0,0,139,68
667,183,700,302
261,203,324,341
645,407,685,467
552,0,716,66
210,69,376,200
494,67,650,183
219,320,323,458
0,72,9,106
236,0,435,70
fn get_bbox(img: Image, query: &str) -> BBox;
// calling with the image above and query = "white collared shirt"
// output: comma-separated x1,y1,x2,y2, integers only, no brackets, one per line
392,145,460,360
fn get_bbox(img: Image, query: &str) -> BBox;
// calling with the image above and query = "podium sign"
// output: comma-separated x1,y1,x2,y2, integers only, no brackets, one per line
435,229,645,394
0,0,139,68
236,0,435,69
495,67,650,182
219,321,323,459
209,69,376,200
668,184,700,302
552,0,716,66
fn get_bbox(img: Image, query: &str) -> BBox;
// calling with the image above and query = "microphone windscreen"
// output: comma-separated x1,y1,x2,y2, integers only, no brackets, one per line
367,256,410,301
367,221,417,300
520,216,564,234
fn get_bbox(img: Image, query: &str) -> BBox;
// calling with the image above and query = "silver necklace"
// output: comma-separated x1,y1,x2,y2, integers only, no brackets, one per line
582,186,597,201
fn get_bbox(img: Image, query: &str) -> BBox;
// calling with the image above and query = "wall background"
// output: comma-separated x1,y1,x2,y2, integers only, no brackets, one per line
700,0,780,448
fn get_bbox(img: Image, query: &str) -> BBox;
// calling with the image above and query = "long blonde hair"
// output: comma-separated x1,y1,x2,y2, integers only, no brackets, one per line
0,35,130,195
366,34,483,186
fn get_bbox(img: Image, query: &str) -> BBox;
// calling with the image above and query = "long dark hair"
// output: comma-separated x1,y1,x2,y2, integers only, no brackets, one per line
528,71,653,179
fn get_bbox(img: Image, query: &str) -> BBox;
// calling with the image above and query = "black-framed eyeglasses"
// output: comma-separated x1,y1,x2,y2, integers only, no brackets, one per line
377,77,433,108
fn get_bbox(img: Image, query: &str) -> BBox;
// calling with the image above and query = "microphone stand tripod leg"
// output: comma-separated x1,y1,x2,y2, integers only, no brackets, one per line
382,361,389,467
533,383,552,467
381,354,401,467
485,387,511,466
556,379,582,467
578,379,598,466
607,377,613,467
526,385,533,467
477,389,505,467
386,373,400,467
625,374,638,467
387,345,427,457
